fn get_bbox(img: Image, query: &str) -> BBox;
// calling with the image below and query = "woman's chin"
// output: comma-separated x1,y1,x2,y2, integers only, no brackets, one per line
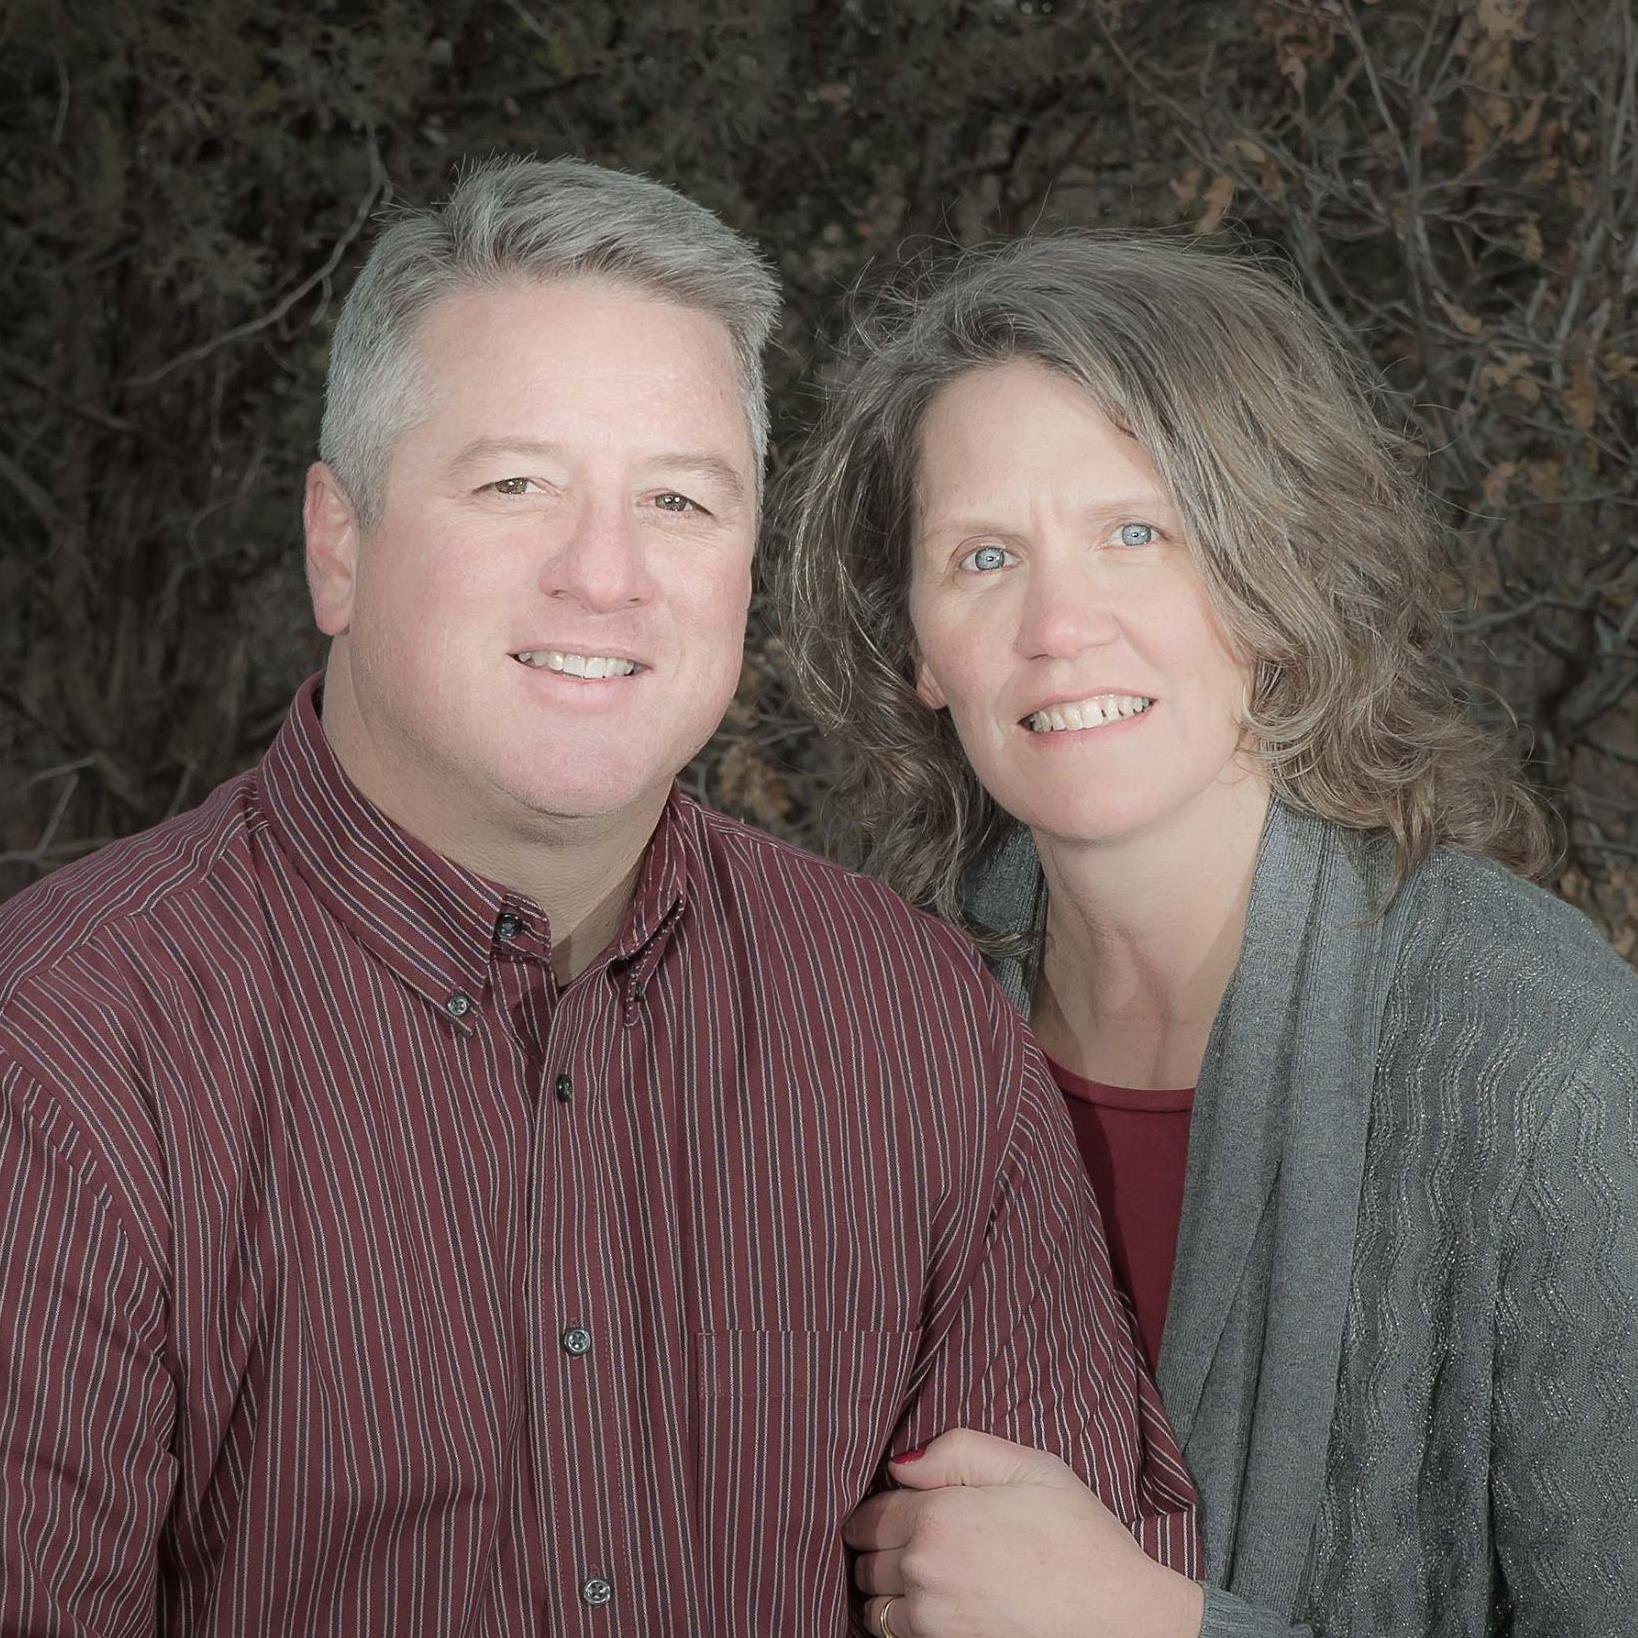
1002,793,1164,852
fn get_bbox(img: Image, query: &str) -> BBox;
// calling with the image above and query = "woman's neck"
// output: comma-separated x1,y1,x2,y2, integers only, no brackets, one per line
1030,774,1271,1090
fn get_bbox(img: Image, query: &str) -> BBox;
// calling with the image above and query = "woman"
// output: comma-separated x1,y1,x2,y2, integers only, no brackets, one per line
780,236,1638,1637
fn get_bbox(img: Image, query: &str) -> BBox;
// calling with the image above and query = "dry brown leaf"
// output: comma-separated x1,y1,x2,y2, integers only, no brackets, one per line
1462,107,1499,168
716,740,794,830
1434,290,1488,338
1169,165,1202,207
1525,456,1567,501
1476,0,1534,45
1481,460,1518,507
1197,174,1234,233
1562,359,1598,431
1524,151,1562,187
1510,93,1546,146
1477,351,1535,399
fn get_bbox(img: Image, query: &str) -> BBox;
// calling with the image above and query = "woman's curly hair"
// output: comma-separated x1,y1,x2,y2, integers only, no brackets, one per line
776,233,1552,938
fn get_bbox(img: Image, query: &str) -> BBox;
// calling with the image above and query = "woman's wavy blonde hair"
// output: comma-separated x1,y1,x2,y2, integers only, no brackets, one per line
777,234,1553,936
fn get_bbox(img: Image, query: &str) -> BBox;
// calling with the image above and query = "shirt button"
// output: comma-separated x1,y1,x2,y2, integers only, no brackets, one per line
554,1073,573,1104
561,1325,592,1357
580,1575,613,1608
496,912,523,941
444,992,473,1019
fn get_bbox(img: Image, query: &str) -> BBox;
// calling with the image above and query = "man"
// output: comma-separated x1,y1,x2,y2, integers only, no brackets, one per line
0,157,1200,1636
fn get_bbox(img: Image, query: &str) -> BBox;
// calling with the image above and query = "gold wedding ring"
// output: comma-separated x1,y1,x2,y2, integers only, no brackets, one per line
879,1596,900,1638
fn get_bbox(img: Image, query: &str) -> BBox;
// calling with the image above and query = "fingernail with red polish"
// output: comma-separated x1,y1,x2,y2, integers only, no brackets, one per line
892,1446,926,1464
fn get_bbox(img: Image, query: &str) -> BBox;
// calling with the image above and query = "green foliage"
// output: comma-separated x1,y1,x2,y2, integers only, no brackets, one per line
3,0,1635,941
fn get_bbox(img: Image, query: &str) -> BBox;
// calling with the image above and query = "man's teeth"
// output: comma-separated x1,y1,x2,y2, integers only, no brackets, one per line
514,651,637,679
1026,694,1153,733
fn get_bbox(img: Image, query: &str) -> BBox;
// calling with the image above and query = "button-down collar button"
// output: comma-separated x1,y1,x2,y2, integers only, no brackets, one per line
496,912,523,942
554,1073,573,1104
444,992,473,1019
580,1575,613,1608
561,1325,592,1357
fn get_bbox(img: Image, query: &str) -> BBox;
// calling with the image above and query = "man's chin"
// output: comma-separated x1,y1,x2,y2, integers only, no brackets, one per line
500,772,671,834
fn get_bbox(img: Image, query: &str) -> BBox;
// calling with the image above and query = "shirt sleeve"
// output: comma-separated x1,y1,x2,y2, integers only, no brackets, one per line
0,1056,175,1637
889,983,1202,1577
1490,1029,1638,1633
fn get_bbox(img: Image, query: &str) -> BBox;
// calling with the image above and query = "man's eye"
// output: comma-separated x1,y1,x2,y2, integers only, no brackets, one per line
489,477,535,496
654,492,703,515
1115,521,1157,547
959,543,1014,573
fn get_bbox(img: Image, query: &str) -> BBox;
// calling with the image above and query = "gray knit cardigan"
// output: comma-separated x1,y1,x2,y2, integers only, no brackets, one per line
967,800,1638,1637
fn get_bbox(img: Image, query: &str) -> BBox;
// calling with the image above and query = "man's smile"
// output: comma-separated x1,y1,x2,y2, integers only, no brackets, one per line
512,648,644,679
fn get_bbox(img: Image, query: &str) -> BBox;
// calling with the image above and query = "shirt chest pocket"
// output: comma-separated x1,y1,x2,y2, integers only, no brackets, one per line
690,1327,921,1628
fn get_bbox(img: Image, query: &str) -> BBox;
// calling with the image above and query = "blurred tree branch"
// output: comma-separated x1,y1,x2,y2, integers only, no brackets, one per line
2,0,1634,943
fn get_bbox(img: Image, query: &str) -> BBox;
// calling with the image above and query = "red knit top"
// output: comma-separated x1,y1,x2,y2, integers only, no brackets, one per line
1049,1058,1195,1375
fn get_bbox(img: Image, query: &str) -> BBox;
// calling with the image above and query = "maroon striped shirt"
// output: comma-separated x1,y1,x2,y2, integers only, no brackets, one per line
0,675,1198,1635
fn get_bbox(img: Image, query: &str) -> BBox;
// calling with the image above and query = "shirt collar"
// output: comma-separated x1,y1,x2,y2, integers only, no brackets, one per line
256,674,690,1022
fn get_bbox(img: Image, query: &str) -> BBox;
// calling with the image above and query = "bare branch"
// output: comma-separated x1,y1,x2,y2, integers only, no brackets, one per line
126,142,386,391
0,444,58,531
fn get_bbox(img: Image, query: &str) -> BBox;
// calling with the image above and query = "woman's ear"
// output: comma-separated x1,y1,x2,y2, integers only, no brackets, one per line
914,655,948,711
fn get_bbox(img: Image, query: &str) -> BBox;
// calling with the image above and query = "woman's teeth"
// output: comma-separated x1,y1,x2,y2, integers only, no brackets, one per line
515,651,637,679
1026,694,1153,733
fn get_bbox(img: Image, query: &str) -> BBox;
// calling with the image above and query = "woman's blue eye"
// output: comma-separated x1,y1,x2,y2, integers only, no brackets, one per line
1116,521,1156,547
962,543,1011,572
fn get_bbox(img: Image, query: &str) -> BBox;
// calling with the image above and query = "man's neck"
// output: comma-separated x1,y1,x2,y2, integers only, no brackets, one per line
517,832,652,987
1031,772,1270,1089
318,672,664,987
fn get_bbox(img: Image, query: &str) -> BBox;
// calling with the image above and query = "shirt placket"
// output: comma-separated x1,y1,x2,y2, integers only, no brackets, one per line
529,965,639,1633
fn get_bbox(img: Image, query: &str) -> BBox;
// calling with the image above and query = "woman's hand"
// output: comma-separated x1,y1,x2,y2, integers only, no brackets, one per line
843,1428,1204,1638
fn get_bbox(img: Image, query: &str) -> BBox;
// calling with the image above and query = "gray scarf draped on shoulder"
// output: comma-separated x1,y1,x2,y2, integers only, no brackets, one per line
966,799,1421,1612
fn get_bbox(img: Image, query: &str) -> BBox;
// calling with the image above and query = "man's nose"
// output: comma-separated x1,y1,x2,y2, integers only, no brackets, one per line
539,498,653,612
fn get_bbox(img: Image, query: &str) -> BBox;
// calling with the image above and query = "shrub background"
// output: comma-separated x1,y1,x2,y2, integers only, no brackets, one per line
3,0,1636,949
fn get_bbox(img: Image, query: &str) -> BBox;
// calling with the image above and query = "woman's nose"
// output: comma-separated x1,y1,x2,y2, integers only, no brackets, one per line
1015,553,1119,660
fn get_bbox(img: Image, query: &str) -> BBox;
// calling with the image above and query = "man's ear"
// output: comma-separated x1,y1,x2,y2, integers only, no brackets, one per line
913,654,948,712
304,462,360,637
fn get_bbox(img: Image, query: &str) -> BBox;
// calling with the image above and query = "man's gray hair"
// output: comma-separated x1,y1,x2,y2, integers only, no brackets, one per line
320,155,781,526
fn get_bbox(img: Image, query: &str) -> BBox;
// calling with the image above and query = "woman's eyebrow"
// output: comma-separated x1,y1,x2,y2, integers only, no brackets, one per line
919,493,1174,531
1078,493,1174,518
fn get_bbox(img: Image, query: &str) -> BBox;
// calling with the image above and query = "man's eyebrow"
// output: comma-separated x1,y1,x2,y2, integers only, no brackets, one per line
447,439,750,505
650,453,751,507
449,436,565,471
